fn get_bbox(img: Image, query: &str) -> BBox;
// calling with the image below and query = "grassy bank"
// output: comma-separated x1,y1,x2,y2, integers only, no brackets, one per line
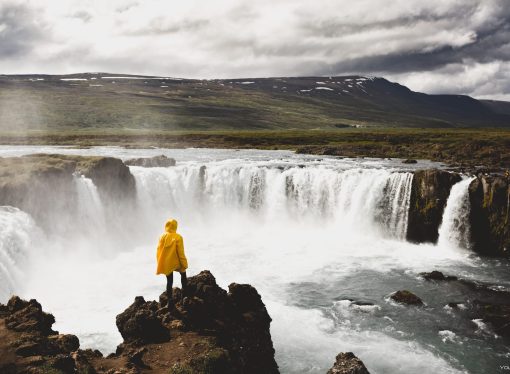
1,128,510,169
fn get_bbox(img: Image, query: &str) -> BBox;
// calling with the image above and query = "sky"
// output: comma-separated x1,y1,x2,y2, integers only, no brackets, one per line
1,0,510,100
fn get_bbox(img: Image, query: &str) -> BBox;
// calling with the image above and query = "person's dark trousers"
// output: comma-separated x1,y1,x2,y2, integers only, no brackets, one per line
166,271,188,309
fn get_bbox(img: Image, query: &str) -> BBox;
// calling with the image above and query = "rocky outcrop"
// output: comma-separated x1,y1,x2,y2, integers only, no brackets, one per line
407,169,461,243
125,155,176,168
390,290,424,306
327,352,370,374
76,156,136,200
0,154,136,226
468,175,510,257
0,270,279,374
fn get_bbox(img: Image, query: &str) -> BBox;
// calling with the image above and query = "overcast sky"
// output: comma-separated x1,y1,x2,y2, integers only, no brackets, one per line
1,0,510,100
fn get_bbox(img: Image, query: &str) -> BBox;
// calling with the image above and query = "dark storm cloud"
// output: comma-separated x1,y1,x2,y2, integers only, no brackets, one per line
0,3,47,59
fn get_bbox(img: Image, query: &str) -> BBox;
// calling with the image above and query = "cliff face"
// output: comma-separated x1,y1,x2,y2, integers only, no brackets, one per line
469,175,510,257
407,169,461,243
0,270,279,374
0,154,136,228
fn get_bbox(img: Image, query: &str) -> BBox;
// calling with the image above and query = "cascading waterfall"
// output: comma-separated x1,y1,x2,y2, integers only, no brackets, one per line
73,173,106,234
437,177,476,249
377,172,414,240
130,163,414,239
0,207,39,301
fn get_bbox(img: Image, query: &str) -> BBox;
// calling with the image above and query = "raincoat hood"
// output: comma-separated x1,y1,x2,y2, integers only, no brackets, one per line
165,219,178,233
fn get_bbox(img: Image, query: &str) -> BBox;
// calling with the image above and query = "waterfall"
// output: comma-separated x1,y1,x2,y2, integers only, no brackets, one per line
437,177,475,249
130,163,414,239
73,174,106,234
0,207,39,301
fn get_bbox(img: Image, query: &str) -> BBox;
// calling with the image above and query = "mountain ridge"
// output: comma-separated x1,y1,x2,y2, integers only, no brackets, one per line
0,73,509,130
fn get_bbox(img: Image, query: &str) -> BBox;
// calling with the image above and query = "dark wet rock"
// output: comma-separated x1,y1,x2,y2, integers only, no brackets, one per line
420,271,458,281
407,169,462,243
327,352,370,374
125,155,176,167
77,156,136,200
402,159,417,164
5,296,56,335
116,296,170,345
390,290,424,306
447,302,461,309
468,175,510,257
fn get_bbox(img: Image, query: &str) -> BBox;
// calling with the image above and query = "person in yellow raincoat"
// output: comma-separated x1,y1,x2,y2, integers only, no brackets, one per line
156,219,188,310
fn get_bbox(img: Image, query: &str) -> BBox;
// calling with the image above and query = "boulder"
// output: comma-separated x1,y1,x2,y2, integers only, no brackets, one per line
420,271,458,281
402,159,417,164
125,155,176,167
407,169,462,243
390,290,424,306
468,175,510,257
327,352,370,374
5,296,56,336
115,296,170,345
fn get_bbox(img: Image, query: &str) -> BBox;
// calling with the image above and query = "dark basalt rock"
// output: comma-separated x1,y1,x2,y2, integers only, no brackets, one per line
420,271,458,281
468,175,510,257
407,169,462,243
327,352,370,374
0,271,279,374
125,155,176,167
77,156,136,200
390,290,424,306
5,296,56,336
116,296,170,345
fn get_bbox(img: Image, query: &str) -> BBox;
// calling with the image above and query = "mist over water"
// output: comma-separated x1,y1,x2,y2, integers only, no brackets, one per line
1,147,509,374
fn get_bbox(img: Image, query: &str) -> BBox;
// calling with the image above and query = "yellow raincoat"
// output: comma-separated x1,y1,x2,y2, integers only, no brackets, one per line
156,219,188,275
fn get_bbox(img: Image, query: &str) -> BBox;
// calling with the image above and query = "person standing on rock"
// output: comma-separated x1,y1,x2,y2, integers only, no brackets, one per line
156,219,188,312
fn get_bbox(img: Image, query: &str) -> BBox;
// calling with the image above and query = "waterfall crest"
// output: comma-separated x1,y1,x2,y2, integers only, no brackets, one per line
131,164,414,239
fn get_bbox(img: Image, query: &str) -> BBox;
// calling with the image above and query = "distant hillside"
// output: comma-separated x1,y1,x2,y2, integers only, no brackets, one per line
0,73,509,130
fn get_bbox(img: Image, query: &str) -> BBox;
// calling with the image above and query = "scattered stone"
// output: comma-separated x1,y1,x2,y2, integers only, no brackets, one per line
390,290,424,306
420,271,458,281
125,155,176,168
327,352,370,374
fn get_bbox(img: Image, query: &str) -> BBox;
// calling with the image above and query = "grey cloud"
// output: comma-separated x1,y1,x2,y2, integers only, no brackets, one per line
70,10,92,23
0,3,47,59
126,18,209,36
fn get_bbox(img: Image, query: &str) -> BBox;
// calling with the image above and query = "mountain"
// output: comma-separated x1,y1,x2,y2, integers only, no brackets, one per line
0,73,509,131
